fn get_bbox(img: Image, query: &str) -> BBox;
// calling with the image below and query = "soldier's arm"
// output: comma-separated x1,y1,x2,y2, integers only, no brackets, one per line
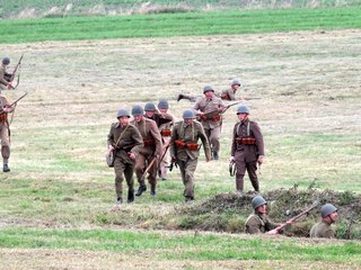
107,124,116,149
149,120,163,157
197,123,211,161
129,125,144,155
0,69,9,85
169,123,179,159
322,227,335,238
245,216,262,234
228,89,236,101
252,122,265,156
230,124,238,157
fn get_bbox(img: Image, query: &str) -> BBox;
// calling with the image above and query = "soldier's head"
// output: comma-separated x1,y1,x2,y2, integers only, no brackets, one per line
144,102,156,118
231,79,241,90
182,109,195,125
131,105,144,122
116,108,131,125
251,195,267,214
203,85,215,98
2,57,10,66
158,99,169,113
236,105,250,121
320,203,338,224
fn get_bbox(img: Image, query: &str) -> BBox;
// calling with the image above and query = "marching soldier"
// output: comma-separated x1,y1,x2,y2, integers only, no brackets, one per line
230,105,264,195
310,203,338,238
0,57,12,90
245,195,279,234
131,104,162,196
169,109,211,202
0,93,15,172
193,85,225,160
107,108,143,206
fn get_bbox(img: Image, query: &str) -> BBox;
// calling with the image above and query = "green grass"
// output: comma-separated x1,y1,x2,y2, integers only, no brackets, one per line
0,227,360,263
1,8,361,43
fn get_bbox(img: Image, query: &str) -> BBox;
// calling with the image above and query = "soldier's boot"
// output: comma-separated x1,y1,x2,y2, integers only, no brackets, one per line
185,196,194,203
111,197,122,211
150,185,156,196
135,185,147,197
127,190,134,203
3,164,10,173
212,151,219,161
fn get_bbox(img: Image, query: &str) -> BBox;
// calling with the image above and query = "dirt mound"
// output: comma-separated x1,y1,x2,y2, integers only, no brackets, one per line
176,188,361,239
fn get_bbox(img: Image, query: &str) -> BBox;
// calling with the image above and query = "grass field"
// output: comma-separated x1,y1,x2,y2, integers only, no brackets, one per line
0,6,361,269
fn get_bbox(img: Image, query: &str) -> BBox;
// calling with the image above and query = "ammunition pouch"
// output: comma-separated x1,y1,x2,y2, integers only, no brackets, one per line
200,113,221,122
186,142,199,151
175,139,186,149
0,113,7,123
143,139,154,147
160,129,172,137
175,140,199,151
236,137,256,145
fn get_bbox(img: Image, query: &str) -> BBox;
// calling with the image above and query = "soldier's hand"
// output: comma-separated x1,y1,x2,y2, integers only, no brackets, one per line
257,155,265,164
229,156,235,163
266,228,279,235
3,106,13,113
128,152,136,160
108,145,115,151
7,83,13,90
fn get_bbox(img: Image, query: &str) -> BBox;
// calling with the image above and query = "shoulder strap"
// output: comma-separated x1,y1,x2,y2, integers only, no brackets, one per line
114,124,130,148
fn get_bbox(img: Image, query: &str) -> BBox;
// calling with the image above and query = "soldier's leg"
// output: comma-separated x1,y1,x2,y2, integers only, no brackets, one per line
183,158,198,201
234,153,247,192
124,161,135,203
209,126,221,160
148,158,158,196
159,145,170,180
134,154,147,196
246,161,259,192
113,158,127,203
177,159,187,185
0,126,10,172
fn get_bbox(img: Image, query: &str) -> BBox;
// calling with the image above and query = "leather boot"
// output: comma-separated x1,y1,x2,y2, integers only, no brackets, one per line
135,185,146,197
3,164,10,173
127,190,134,203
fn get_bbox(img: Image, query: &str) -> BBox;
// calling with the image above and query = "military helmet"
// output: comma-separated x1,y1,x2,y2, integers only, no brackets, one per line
2,57,10,65
182,109,195,119
131,105,144,116
231,79,241,86
251,195,267,209
320,203,337,218
203,85,214,93
158,99,169,110
116,108,130,118
236,105,250,115
144,102,156,112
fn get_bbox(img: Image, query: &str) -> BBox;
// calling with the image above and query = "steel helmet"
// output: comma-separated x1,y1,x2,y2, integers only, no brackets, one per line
131,105,144,116
251,195,267,209
2,57,10,65
236,105,250,115
320,203,337,218
116,108,130,118
231,79,241,86
158,99,169,110
182,109,195,119
203,85,214,93
144,102,156,112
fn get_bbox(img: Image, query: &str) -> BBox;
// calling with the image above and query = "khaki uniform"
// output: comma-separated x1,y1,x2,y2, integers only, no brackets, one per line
131,117,162,192
231,118,264,192
107,122,143,201
169,120,211,200
220,88,237,101
193,96,225,157
310,221,335,238
245,213,278,234
0,94,11,166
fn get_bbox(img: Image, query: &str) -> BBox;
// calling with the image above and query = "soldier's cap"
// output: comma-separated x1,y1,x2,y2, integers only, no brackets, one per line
2,57,10,65
231,79,241,86
131,105,144,116
320,203,337,218
203,85,214,93
251,195,267,210
158,99,169,110
144,102,156,112
182,109,195,119
236,105,250,115
116,108,130,118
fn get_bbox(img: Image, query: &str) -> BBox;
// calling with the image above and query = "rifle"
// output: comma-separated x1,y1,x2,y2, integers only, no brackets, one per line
9,54,24,82
266,200,319,235
8,91,28,107
197,100,243,120
140,157,157,182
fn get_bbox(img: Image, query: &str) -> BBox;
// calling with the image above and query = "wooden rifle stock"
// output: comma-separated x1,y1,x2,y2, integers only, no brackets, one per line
10,54,24,82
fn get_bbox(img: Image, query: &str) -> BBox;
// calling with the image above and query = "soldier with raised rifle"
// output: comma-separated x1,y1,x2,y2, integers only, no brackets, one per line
169,109,211,202
310,203,338,238
107,108,143,207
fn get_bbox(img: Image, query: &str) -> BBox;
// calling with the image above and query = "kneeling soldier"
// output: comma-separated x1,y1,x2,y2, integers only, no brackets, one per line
107,108,143,206
169,109,211,202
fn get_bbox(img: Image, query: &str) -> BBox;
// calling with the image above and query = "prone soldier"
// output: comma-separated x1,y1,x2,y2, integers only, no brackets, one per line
169,109,211,202
230,105,264,195
310,203,338,238
107,108,143,206
131,104,162,196
193,85,225,160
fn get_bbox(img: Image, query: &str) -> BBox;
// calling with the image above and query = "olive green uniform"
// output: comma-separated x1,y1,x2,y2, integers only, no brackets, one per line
107,122,143,201
0,94,11,167
245,213,278,234
193,96,225,158
131,117,162,192
169,120,211,200
309,221,335,238
231,118,264,192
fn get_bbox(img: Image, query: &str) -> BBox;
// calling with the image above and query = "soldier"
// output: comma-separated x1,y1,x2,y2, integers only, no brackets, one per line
0,57,12,90
230,105,264,195
0,93,15,172
193,85,225,160
157,99,175,180
131,104,162,196
245,195,279,234
169,109,211,202
107,108,143,206
310,203,338,238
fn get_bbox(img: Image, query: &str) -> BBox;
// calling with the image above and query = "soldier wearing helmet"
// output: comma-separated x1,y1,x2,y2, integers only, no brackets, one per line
193,85,225,160
0,93,15,172
0,57,13,90
310,203,338,238
220,79,242,101
245,195,279,234
107,107,143,208
230,105,264,195
131,104,162,197
169,109,211,202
